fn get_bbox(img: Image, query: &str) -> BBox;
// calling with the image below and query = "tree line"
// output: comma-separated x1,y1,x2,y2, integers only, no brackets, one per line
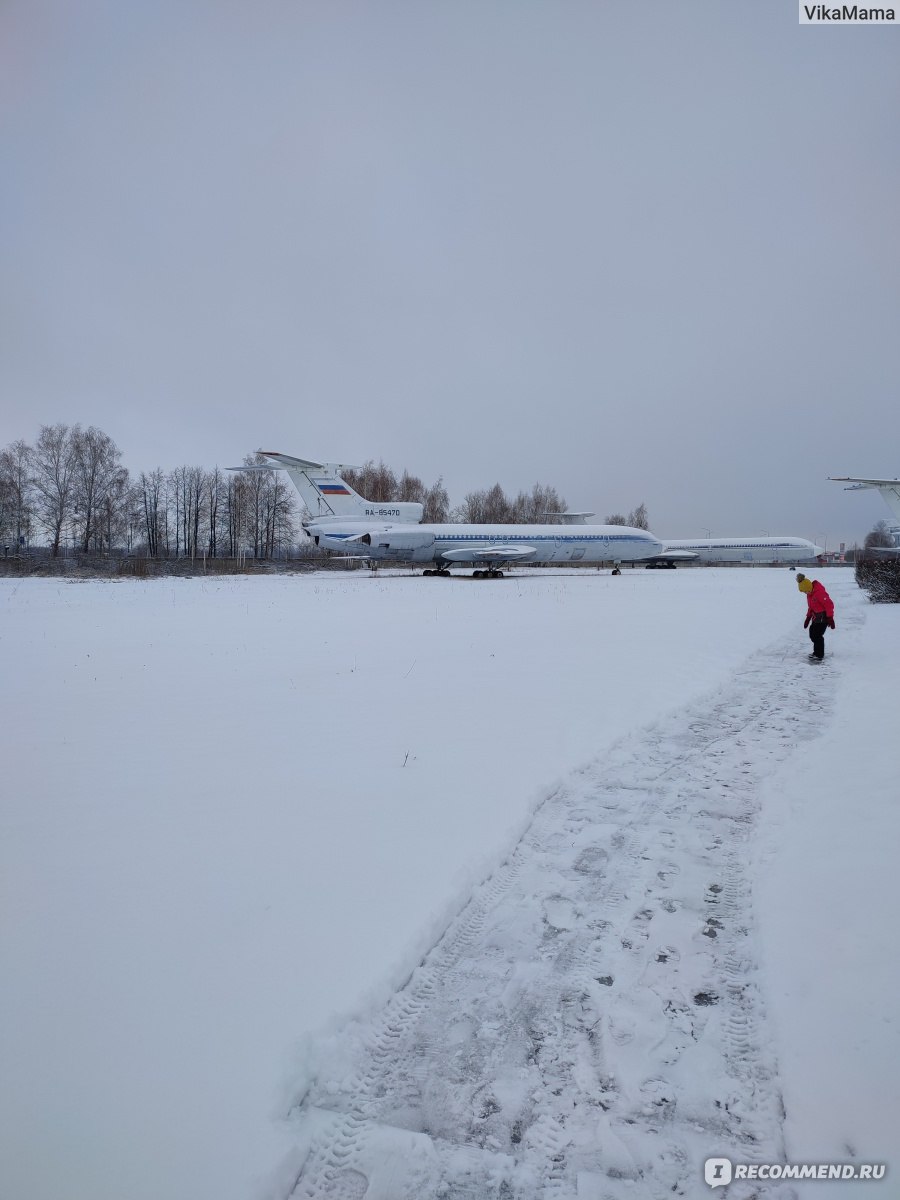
0,426,296,559
0,424,650,558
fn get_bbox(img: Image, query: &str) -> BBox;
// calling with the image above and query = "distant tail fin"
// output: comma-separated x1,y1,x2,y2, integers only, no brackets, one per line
255,452,424,523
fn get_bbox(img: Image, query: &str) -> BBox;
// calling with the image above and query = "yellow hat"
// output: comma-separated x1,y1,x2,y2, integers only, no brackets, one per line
798,577,812,593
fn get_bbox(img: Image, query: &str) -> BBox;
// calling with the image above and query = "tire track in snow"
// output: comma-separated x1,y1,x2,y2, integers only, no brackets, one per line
282,630,848,1199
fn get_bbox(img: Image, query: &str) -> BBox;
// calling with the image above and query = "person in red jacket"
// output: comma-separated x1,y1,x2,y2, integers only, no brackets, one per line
796,572,835,661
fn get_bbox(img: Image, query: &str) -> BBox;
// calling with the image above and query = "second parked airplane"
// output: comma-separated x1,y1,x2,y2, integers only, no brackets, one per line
649,536,823,567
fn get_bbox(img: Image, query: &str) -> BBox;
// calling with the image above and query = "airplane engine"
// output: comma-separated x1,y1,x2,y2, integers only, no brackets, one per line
362,530,436,560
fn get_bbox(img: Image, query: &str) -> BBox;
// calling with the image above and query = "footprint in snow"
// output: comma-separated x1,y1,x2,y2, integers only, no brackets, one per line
573,845,609,874
544,897,578,932
621,907,654,950
654,945,680,965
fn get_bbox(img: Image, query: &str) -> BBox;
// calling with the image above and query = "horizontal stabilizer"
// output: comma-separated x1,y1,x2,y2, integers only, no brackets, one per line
259,452,324,469
259,451,363,472
543,512,595,525
227,453,362,473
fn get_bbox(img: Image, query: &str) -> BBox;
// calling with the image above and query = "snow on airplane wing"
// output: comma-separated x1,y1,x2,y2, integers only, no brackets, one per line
440,546,538,562
650,549,699,561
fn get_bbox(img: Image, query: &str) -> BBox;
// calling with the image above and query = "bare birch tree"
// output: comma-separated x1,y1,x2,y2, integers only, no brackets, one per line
460,484,512,522
342,461,399,503
864,520,895,551
0,468,11,545
606,504,649,529
138,469,165,557
627,503,649,530
423,478,450,523
31,424,77,556
186,466,206,558
262,467,296,558
72,425,127,551
0,440,34,550
224,470,248,557
205,467,224,558
397,471,426,506
96,466,131,553
510,483,567,523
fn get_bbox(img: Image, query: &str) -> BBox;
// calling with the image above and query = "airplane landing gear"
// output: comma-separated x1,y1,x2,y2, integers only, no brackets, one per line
423,565,506,579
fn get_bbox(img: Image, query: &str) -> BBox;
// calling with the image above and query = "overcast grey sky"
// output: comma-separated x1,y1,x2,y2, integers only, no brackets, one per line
1,1,897,545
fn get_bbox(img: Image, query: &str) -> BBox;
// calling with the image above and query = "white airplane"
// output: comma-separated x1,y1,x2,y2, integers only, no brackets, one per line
829,476,900,553
646,536,823,568
234,452,663,576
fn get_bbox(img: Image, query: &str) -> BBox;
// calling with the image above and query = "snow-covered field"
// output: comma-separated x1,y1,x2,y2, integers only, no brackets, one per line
1,568,895,1199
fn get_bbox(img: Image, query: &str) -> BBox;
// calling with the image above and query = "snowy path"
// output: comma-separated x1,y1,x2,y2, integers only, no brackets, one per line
280,629,847,1200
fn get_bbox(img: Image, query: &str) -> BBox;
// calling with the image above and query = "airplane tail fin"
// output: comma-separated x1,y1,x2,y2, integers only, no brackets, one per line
253,452,424,523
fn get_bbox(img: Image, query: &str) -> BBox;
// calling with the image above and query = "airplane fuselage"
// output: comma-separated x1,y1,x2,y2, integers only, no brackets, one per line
308,520,663,565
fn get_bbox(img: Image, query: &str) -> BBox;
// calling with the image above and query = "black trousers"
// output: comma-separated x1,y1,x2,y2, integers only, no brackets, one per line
808,614,829,659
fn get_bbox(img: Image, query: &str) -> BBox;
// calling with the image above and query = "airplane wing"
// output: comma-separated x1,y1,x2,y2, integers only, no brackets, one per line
652,549,699,561
440,545,538,562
